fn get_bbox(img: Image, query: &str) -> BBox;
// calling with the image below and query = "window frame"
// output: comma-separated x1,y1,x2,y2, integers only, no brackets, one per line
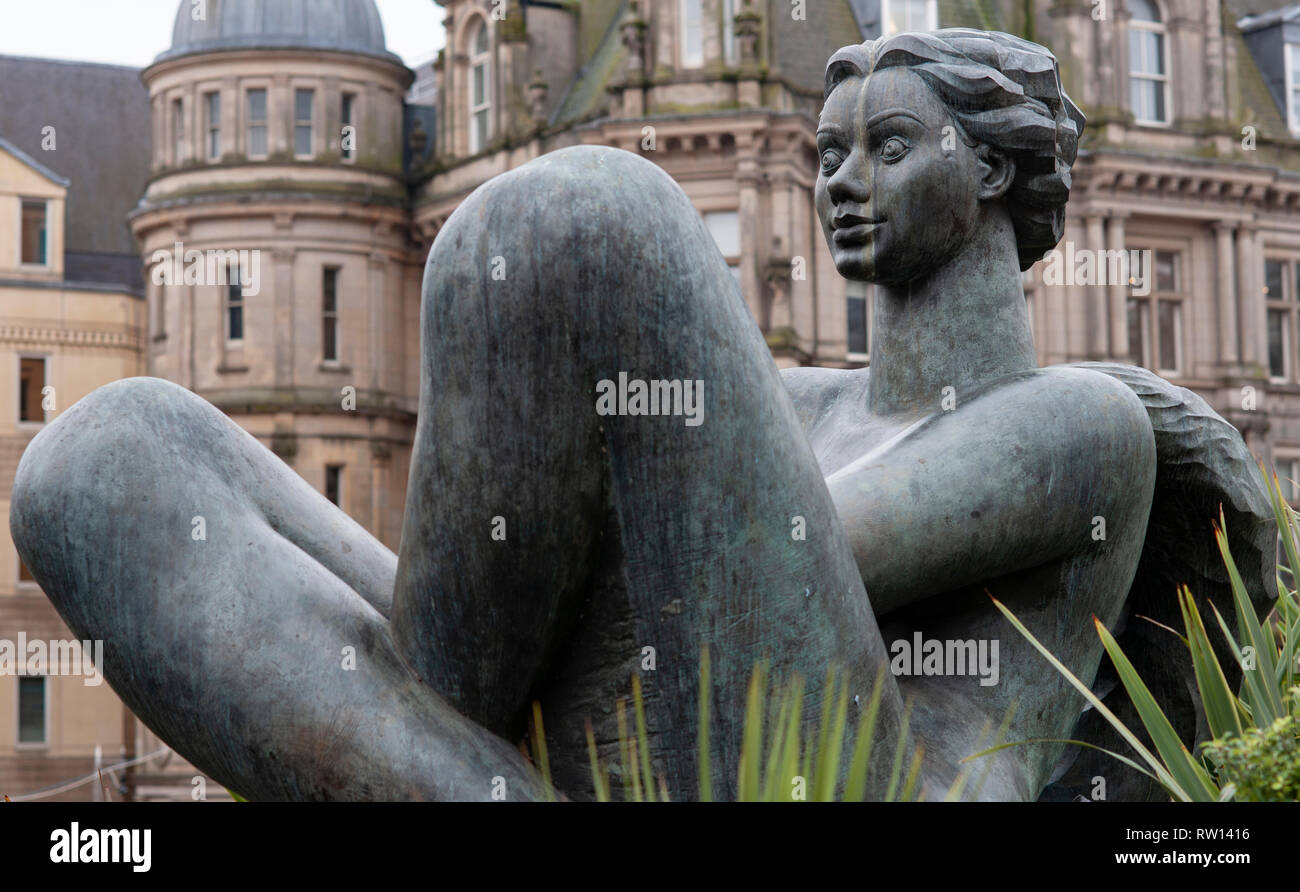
18,197,50,268
1127,0,1171,127
15,674,49,749
172,96,186,165
468,20,492,154
880,0,938,37
226,262,245,344
680,0,704,68
293,87,316,159
325,464,343,507
322,266,340,363
1265,256,1297,384
205,91,221,161
17,354,48,426
1286,43,1300,136
341,92,356,163
1127,246,1185,375
246,87,269,159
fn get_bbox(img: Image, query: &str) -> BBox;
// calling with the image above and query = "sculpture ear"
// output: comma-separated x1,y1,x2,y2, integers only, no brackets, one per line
975,145,1015,202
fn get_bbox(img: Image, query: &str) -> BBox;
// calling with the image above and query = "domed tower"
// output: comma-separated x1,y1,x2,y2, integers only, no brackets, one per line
131,0,418,549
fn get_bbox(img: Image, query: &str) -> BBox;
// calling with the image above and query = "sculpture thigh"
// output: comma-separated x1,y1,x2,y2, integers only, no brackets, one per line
391,146,911,799
9,376,545,800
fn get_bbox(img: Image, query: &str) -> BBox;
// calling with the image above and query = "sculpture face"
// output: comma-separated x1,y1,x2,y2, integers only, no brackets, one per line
815,66,986,287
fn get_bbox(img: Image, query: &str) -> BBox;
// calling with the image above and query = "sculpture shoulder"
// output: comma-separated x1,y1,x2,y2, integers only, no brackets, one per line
973,366,1156,460
780,365,869,434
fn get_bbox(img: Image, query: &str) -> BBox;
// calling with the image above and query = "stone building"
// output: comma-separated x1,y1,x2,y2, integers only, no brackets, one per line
0,56,219,800
4,0,1300,799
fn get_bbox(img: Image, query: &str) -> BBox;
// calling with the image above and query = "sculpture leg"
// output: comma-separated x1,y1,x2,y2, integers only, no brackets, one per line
10,377,545,801
392,145,913,799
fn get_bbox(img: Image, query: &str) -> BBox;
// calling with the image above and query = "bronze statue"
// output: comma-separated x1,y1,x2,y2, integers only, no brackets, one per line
11,30,1274,801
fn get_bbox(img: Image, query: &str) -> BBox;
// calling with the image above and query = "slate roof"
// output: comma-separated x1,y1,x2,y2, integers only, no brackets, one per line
0,55,151,276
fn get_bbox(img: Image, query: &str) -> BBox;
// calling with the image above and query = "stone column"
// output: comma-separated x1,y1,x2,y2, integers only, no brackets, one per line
1106,212,1129,360
271,74,290,156
369,251,387,392
273,246,295,385
1236,223,1263,371
1212,221,1239,370
736,136,762,325
221,76,238,160
1086,214,1108,359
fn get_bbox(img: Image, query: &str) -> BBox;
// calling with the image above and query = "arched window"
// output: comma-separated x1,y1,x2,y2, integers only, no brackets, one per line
681,0,703,68
1128,0,1169,125
468,21,491,154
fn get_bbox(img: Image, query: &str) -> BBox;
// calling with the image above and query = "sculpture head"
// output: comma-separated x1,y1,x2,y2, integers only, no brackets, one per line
815,29,1085,286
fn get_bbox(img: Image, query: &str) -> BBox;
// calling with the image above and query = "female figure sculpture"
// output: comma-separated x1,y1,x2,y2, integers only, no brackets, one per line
11,30,1273,801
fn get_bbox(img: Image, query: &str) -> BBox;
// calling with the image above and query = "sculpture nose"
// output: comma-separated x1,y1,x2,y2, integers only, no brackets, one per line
826,154,871,207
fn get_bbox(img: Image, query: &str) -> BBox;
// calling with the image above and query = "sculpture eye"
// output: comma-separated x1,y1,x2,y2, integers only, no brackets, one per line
820,148,844,174
880,136,910,163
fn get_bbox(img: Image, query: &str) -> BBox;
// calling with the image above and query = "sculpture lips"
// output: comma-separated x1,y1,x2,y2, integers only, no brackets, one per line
833,221,881,245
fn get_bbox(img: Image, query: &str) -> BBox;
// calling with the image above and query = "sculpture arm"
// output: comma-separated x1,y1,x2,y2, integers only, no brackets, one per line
826,367,1157,615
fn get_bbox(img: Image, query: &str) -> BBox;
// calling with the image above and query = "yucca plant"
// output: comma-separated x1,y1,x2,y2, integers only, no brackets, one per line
982,462,1300,801
555,647,1012,802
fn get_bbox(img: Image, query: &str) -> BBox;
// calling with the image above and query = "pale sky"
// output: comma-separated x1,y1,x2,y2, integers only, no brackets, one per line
0,0,445,69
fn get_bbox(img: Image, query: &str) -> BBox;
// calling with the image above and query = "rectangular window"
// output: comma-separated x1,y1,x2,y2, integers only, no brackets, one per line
1288,44,1300,134
1269,308,1289,379
227,264,244,342
723,0,738,65
19,357,45,423
325,465,342,506
323,267,339,362
17,676,46,745
247,88,267,158
1287,459,1300,501
1127,297,1149,368
341,92,355,161
846,282,870,358
681,0,703,68
173,97,185,163
1129,28,1168,123
883,0,935,36
206,92,221,160
20,199,47,266
471,65,489,152
294,88,314,158
1266,258,1286,299
1157,299,1180,373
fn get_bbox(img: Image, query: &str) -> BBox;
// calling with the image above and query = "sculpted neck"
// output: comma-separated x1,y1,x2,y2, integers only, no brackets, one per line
867,213,1036,417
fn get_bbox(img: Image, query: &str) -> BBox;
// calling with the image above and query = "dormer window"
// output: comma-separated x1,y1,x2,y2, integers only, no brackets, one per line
681,0,704,68
881,0,937,36
1128,0,1170,125
20,199,48,266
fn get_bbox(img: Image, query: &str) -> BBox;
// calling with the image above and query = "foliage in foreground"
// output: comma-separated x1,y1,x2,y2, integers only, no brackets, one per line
986,462,1300,802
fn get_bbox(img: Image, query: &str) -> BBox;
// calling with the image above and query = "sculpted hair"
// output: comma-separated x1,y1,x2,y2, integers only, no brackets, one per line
824,29,1086,270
